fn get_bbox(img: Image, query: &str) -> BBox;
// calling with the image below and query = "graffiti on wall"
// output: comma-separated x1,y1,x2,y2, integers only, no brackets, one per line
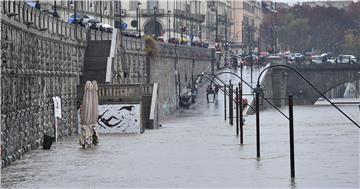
97,104,140,134
78,104,140,134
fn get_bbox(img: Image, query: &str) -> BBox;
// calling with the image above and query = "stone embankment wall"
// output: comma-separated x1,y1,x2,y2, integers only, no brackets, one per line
1,2,87,168
111,37,214,117
1,1,214,168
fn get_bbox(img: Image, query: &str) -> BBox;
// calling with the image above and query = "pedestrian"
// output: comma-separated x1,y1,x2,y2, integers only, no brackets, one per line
214,84,219,97
79,81,94,148
35,0,41,10
91,80,99,145
206,85,215,103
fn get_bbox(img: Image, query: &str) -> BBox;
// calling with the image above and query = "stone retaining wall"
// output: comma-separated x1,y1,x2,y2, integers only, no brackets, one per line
1,1,214,168
1,2,85,168
111,36,214,118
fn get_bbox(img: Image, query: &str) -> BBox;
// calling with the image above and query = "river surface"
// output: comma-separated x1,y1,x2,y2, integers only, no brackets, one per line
1,67,359,188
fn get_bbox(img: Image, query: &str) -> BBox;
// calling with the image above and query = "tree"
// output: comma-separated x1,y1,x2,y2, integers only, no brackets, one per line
260,3,359,55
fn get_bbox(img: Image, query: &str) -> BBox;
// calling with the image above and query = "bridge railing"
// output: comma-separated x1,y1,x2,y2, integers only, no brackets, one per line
88,29,112,41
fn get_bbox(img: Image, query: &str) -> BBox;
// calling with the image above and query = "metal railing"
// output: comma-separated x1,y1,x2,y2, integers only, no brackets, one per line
78,84,153,103
1,1,109,42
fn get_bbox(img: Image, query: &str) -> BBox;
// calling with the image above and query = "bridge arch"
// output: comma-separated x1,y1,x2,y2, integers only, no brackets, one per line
260,64,360,105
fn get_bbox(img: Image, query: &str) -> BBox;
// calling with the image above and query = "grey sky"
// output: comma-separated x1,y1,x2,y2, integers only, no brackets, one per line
276,0,358,5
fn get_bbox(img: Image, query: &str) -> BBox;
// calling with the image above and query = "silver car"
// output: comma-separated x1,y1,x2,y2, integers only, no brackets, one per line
337,55,357,64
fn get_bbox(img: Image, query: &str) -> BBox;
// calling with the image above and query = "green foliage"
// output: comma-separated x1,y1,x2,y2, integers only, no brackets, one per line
143,35,159,56
261,2,360,56
343,30,360,56
276,12,310,52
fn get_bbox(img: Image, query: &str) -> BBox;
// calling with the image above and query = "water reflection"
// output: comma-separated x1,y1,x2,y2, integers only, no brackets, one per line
289,178,297,188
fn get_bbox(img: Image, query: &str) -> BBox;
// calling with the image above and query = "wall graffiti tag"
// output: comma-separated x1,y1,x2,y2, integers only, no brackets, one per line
78,104,140,134
97,104,140,134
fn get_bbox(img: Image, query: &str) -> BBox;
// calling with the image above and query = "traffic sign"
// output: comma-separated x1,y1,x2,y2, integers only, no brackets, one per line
122,23,128,30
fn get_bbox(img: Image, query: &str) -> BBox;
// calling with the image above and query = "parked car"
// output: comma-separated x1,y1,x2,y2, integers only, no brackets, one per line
327,58,337,64
168,37,179,44
311,55,323,64
337,55,357,64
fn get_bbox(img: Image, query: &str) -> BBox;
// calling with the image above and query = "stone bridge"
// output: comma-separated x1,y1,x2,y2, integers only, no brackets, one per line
260,63,360,107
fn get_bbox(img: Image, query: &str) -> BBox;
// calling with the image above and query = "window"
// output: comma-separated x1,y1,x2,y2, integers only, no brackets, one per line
129,0,137,11
147,0,158,9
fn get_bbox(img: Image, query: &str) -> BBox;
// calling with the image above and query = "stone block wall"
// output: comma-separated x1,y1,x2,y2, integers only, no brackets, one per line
111,36,213,118
1,2,85,168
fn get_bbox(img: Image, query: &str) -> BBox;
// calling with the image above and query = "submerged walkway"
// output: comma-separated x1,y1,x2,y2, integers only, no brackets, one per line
2,69,359,188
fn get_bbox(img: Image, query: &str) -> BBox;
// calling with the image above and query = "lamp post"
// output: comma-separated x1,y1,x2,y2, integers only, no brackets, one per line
119,1,122,34
168,10,171,42
215,7,218,43
137,1,141,37
100,0,102,22
154,6,157,37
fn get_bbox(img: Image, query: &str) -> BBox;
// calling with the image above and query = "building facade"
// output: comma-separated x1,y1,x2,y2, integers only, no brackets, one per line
231,0,265,55
37,0,233,45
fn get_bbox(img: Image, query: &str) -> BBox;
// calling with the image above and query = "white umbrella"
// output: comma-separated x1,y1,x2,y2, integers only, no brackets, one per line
79,81,94,148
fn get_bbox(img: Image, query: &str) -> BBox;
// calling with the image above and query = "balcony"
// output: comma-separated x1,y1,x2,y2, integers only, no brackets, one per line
141,9,165,16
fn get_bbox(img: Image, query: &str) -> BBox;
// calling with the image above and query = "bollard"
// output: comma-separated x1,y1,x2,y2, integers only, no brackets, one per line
236,87,239,135
239,82,243,144
229,83,233,125
224,84,227,120
255,85,260,158
289,95,295,178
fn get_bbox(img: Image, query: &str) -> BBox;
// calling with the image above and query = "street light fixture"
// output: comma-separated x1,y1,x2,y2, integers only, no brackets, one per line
153,6,158,38
168,10,171,42
137,1,142,37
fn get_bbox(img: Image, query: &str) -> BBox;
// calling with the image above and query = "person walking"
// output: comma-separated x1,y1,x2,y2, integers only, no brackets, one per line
91,81,100,145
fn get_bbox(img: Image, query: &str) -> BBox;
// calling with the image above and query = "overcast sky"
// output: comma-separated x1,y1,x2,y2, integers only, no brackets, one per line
276,0,358,5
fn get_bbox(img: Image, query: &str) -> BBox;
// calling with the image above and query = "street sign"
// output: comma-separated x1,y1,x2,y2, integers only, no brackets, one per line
122,23,128,30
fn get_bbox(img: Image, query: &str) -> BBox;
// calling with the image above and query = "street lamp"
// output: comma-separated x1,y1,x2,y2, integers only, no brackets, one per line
119,1,123,34
137,1,142,37
215,7,218,42
168,10,171,42
153,6,157,38
270,9,277,53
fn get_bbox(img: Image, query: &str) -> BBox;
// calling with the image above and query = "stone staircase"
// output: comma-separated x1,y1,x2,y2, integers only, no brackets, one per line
80,40,111,84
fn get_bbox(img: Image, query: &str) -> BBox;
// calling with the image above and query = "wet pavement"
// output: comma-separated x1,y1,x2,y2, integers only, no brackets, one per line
1,67,359,188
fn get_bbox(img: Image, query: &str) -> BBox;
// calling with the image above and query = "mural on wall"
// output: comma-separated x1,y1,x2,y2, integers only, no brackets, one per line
97,104,140,134
78,104,140,134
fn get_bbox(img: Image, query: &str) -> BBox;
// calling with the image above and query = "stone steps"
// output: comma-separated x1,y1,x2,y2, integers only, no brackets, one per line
81,40,111,84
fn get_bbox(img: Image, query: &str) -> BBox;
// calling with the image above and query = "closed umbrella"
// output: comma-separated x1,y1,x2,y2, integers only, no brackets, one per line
79,81,94,148
91,80,99,145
